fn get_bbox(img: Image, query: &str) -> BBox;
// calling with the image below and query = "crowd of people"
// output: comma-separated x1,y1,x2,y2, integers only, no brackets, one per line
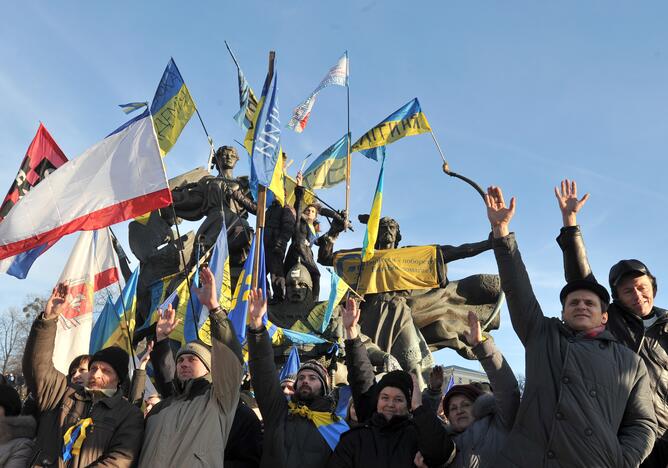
0,178,666,467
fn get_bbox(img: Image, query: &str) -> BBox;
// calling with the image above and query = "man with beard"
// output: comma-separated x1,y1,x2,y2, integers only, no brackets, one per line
23,283,144,467
248,288,347,468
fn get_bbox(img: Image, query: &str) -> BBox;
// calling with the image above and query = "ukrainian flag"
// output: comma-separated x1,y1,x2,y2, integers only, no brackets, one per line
361,155,386,261
303,134,350,190
278,345,301,381
227,235,260,344
150,58,196,156
90,267,139,354
352,98,431,161
248,63,285,206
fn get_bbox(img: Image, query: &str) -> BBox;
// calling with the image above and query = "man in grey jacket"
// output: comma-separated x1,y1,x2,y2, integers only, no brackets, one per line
485,185,656,467
138,267,245,467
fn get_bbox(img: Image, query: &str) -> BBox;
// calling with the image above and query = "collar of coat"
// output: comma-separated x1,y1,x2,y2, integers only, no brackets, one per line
71,387,125,409
611,302,668,327
175,374,212,400
558,321,617,342
368,411,412,431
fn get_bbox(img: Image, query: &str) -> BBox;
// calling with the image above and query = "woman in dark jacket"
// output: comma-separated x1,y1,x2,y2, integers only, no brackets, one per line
327,298,455,468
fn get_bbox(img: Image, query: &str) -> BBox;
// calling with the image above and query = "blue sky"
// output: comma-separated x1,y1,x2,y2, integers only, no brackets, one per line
1,1,668,376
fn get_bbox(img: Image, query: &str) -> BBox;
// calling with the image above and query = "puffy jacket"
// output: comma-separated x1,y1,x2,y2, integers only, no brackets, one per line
0,415,36,468
139,307,244,467
493,233,656,467
248,326,334,468
448,339,520,468
146,335,262,468
23,315,144,468
558,224,668,440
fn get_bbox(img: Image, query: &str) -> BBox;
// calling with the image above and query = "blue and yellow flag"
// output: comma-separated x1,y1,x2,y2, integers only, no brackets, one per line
278,345,301,381
150,58,196,156
226,43,259,132
321,269,351,334
227,236,260,344
287,402,349,450
351,98,431,161
361,155,386,261
249,63,285,206
303,134,350,190
90,267,139,354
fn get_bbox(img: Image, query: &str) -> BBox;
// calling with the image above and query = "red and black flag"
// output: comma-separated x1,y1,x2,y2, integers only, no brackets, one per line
0,123,68,221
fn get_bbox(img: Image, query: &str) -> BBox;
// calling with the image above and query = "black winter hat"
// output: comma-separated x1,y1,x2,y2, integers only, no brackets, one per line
91,347,129,385
559,279,610,310
608,259,657,299
376,370,413,406
0,384,21,416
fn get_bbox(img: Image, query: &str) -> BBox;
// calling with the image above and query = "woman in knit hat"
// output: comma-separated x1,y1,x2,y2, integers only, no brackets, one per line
328,298,456,468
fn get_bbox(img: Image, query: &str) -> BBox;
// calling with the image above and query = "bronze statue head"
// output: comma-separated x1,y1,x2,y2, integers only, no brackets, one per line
376,217,402,250
213,146,240,172
286,262,313,303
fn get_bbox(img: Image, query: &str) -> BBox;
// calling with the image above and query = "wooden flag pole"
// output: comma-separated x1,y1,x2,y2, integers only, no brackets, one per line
113,280,138,371
251,51,275,290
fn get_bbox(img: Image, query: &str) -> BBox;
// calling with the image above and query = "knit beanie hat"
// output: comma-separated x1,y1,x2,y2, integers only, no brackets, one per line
376,370,413,405
0,384,21,416
442,384,484,417
176,340,212,372
297,360,330,395
91,347,130,385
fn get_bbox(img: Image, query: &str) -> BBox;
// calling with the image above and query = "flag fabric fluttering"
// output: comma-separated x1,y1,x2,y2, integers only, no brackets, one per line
360,154,387,262
302,134,350,190
0,111,172,261
0,123,69,278
321,269,351,334
150,58,197,156
351,98,431,161
287,52,349,133
249,62,285,206
226,43,259,132
278,345,301,381
90,266,140,355
118,102,148,114
227,236,260,345
445,374,456,394
52,228,121,374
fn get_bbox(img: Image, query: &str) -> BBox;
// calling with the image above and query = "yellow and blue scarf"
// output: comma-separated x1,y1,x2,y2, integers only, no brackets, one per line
62,417,93,462
288,401,349,450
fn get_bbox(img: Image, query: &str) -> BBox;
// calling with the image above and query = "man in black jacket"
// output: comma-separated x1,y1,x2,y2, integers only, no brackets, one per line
555,179,668,468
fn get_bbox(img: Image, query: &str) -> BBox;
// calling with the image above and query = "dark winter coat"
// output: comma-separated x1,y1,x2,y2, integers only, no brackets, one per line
248,326,334,468
448,339,520,468
493,233,656,467
147,336,262,468
558,224,668,441
0,415,37,468
338,336,455,468
23,315,144,468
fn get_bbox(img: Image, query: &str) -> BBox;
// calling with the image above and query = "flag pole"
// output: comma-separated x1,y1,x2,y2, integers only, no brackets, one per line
251,50,275,290
113,280,137,371
430,130,486,200
344,51,351,230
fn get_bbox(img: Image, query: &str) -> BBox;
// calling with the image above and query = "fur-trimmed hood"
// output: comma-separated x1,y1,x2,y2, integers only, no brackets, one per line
0,416,36,444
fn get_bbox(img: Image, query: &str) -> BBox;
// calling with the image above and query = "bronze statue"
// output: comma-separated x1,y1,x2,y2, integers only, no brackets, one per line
318,215,503,385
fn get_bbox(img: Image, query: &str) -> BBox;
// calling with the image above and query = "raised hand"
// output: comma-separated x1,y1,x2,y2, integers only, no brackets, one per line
462,311,483,347
248,288,267,330
342,297,360,339
44,283,71,320
156,304,181,342
554,179,589,227
410,372,422,410
414,451,428,468
139,341,154,370
485,186,516,238
296,170,303,187
193,267,219,311
428,365,445,392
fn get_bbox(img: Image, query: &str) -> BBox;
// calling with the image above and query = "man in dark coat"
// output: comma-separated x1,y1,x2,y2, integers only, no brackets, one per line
486,185,656,467
247,288,344,468
555,178,668,467
23,283,144,467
